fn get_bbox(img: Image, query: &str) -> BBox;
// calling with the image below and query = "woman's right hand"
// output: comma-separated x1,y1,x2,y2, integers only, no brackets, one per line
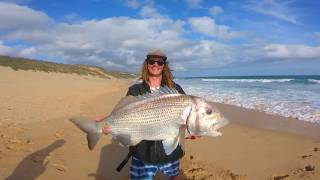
95,115,112,135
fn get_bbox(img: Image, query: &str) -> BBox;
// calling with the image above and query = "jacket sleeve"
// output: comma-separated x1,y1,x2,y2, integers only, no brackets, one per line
127,82,185,95
175,83,186,95
126,84,141,96
126,86,133,96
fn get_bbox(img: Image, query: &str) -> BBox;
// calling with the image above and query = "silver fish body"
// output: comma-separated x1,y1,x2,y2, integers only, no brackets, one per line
70,86,228,155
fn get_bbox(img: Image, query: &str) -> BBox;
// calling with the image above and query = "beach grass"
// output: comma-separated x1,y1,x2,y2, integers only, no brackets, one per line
0,55,136,79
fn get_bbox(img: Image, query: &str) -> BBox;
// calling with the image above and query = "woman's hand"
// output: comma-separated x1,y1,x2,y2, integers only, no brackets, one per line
183,127,201,140
95,115,106,122
95,115,112,135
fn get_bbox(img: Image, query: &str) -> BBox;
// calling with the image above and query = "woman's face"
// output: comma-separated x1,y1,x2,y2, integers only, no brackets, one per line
147,56,165,77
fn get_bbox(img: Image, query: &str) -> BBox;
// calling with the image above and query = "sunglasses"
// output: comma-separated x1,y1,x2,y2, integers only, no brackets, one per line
147,59,166,66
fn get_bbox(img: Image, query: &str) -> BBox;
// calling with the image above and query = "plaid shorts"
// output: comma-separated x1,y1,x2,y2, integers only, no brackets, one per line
130,157,180,180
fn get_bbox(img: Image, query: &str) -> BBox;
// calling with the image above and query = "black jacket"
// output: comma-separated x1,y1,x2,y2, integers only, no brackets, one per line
126,80,185,164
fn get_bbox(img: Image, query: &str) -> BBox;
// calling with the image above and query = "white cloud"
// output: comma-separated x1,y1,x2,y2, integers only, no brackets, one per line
62,13,85,24
7,30,55,44
126,0,140,9
188,16,239,39
209,6,223,16
20,47,37,57
185,0,202,9
245,0,298,24
315,32,320,39
264,44,320,59
139,5,164,18
0,41,15,55
0,3,187,71
123,0,156,9
0,2,53,31
0,41,37,58
171,40,235,68
0,0,32,4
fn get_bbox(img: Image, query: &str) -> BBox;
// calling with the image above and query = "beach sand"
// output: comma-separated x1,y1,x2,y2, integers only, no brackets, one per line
1,66,319,180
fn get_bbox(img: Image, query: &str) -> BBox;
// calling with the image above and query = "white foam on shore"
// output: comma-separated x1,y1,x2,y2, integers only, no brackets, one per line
309,79,320,84
177,78,320,124
201,78,294,83
197,91,319,123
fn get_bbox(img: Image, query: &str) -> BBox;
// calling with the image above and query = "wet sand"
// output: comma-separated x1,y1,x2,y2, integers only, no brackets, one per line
0,66,319,180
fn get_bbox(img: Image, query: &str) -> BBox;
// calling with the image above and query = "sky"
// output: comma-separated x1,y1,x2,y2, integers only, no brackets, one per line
0,0,319,76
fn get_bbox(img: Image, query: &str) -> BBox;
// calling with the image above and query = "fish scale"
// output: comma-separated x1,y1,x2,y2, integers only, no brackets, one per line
106,94,192,126
103,94,193,144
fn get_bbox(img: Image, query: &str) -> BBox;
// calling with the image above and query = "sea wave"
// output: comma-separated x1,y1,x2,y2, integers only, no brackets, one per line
201,78,320,84
308,79,320,84
201,78,294,83
189,91,320,124
177,78,320,124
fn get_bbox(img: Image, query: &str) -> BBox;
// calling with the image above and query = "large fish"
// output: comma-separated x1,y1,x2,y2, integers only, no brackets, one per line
70,86,229,155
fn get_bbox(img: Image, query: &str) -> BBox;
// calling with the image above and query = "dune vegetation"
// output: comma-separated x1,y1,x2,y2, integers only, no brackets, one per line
0,55,136,79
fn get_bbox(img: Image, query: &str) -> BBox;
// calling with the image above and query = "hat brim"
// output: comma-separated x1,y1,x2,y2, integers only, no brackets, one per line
146,55,167,61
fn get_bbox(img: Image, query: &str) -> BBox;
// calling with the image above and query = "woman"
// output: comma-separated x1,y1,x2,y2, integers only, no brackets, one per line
97,50,185,180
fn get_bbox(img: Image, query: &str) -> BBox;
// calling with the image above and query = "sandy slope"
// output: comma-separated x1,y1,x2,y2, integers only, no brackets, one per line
0,66,319,180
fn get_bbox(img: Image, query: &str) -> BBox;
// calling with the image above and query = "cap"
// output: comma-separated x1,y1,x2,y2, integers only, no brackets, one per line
146,49,167,61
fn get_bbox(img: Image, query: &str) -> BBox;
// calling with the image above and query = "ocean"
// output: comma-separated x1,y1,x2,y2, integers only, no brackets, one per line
175,75,320,124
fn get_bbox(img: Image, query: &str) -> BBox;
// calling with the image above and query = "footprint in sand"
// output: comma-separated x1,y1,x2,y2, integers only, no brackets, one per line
52,163,67,173
54,130,65,139
291,165,316,178
272,174,289,180
300,154,312,159
304,165,315,172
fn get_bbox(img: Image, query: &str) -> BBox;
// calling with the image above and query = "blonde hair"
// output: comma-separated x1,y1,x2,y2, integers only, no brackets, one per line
140,60,175,88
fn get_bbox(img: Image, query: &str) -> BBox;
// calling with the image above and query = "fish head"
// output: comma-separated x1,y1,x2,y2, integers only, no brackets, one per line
187,97,229,137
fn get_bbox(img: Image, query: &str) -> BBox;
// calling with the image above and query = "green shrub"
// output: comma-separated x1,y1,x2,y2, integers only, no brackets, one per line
0,55,136,79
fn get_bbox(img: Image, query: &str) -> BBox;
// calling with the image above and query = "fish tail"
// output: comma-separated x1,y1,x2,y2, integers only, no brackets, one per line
69,116,102,150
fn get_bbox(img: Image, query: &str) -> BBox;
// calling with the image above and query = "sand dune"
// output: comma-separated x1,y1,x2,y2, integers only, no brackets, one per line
1,66,319,180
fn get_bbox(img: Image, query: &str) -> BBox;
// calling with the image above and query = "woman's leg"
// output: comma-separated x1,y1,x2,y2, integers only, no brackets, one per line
158,160,180,180
130,157,157,180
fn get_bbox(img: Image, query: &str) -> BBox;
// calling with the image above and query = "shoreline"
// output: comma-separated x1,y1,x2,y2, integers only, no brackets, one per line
211,102,320,140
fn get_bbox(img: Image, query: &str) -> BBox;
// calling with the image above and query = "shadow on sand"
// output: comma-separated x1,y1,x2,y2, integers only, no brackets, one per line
89,140,130,180
5,139,65,180
91,140,188,180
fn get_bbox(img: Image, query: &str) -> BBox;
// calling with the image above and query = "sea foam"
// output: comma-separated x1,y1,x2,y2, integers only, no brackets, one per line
177,76,320,124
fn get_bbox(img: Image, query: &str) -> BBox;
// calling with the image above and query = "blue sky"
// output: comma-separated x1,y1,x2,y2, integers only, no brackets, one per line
0,0,319,76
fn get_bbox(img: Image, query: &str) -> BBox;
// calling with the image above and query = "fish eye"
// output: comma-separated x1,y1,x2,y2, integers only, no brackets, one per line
206,109,212,115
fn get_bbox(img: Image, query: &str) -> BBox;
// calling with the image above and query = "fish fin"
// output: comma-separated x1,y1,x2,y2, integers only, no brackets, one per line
111,96,139,112
180,105,192,124
178,127,186,151
115,134,131,146
140,86,179,99
115,134,141,147
162,136,179,156
69,115,102,150
131,138,141,146
111,86,181,112
87,131,102,150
